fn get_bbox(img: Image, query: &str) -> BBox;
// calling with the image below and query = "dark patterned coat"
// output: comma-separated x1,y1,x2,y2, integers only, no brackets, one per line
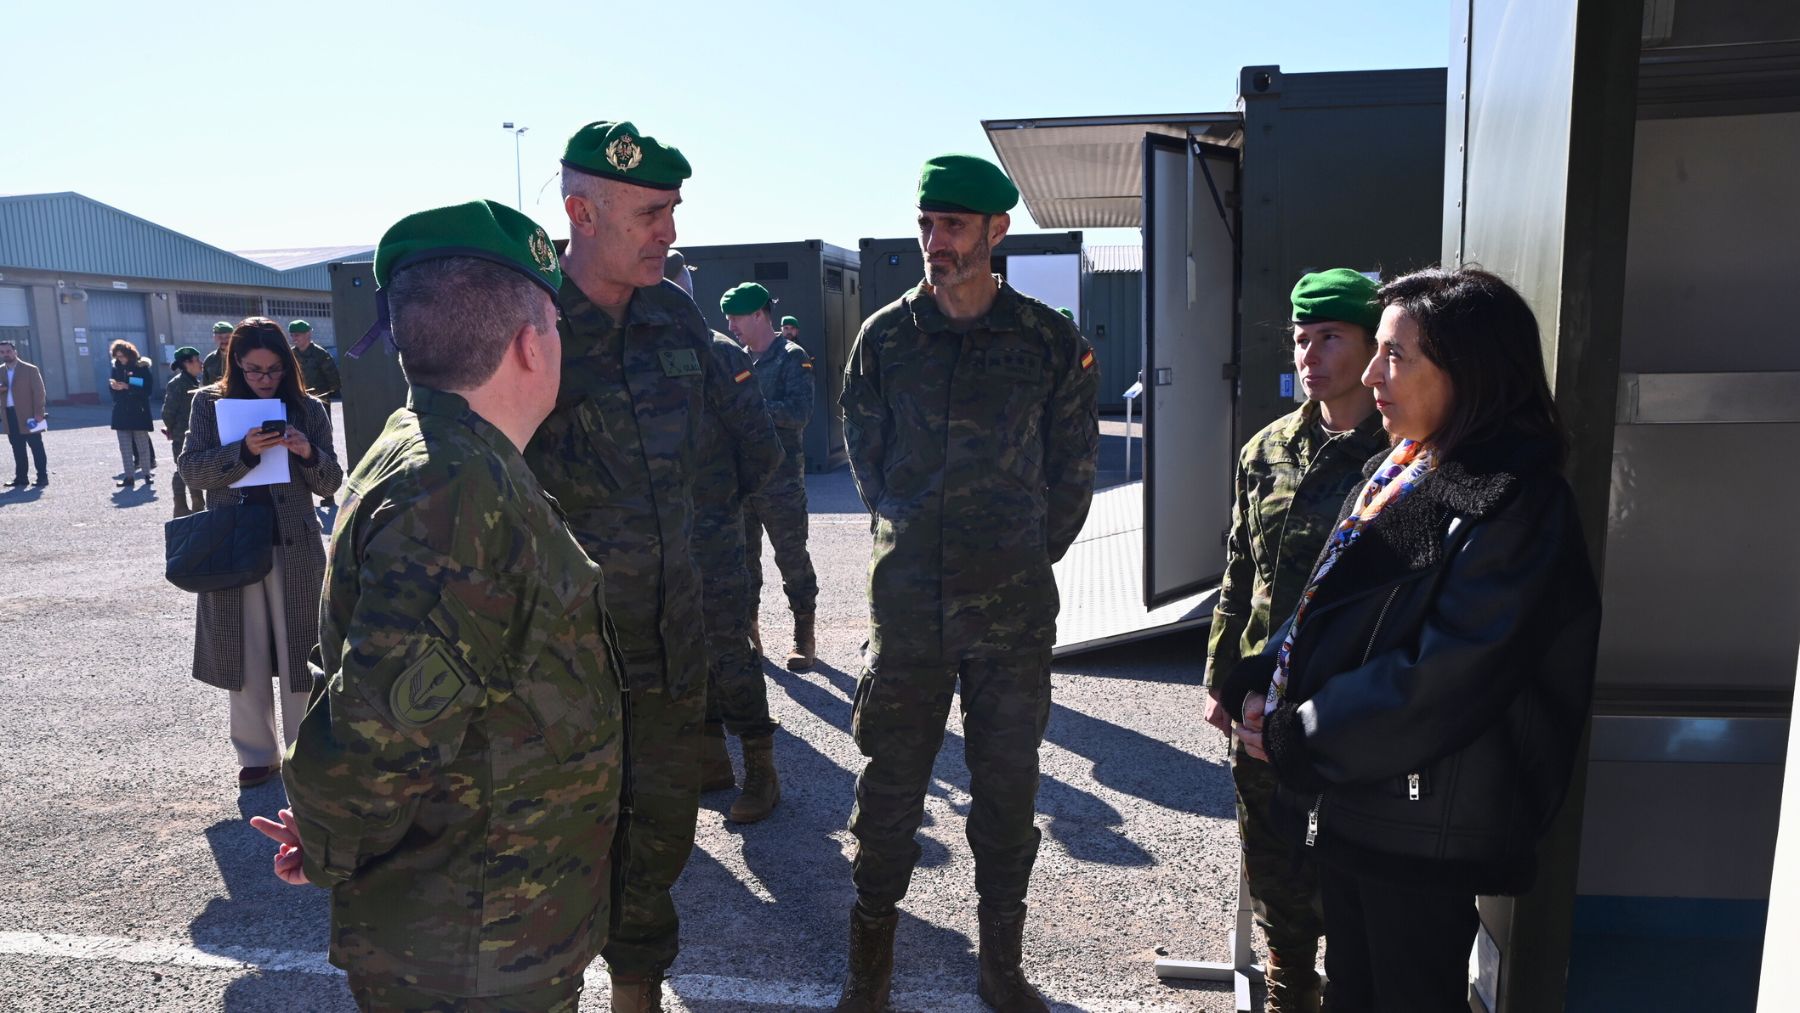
177,388,342,692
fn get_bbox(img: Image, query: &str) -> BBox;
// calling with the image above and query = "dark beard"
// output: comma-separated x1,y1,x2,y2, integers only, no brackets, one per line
925,235,992,288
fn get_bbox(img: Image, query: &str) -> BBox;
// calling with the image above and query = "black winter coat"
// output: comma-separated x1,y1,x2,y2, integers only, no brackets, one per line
1222,430,1600,895
110,361,154,432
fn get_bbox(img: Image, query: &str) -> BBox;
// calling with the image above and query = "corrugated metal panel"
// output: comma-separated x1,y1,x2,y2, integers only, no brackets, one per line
0,193,329,291
983,114,1241,228
235,245,377,271
1086,244,1143,274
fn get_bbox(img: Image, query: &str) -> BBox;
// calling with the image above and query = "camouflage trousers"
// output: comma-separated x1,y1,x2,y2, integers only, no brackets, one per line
744,456,817,617
848,649,1052,912
604,653,706,978
695,505,775,738
344,974,582,1012
1233,740,1324,1010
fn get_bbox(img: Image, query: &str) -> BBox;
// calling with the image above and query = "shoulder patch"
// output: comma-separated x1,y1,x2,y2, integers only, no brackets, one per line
658,349,703,377
734,369,754,383
388,642,467,728
1081,350,1096,370
800,361,813,370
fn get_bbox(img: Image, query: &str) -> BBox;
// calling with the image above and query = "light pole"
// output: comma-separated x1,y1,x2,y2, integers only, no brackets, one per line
501,122,528,210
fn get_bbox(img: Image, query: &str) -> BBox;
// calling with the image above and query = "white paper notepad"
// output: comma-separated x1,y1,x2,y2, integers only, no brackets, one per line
214,398,290,489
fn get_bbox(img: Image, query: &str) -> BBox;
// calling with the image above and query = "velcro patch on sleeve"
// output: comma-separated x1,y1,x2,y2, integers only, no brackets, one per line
1080,350,1096,370
734,369,754,383
800,361,813,370
388,642,467,729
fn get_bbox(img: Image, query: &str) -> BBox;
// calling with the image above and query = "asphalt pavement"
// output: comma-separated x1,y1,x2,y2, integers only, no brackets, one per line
0,405,1251,1012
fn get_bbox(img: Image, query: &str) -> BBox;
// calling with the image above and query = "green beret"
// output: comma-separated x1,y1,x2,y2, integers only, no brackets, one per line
780,315,799,328
1291,268,1381,333
374,199,562,295
916,153,1019,215
721,283,773,316
172,346,201,361
1057,307,1075,320
287,320,311,334
212,321,233,334
562,121,691,191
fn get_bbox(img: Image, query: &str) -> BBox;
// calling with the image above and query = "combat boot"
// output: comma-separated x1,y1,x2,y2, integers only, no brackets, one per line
977,903,1049,1012
833,904,897,1012
1264,943,1322,1013
785,612,816,672
700,722,735,792
610,974,663,1012
728,734,781,823
750,617,763,657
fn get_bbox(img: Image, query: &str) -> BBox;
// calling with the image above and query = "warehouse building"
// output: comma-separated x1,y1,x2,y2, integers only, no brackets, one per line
0,192,370,403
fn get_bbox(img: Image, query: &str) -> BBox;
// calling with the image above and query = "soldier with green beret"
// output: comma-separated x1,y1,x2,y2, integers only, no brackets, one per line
202,321,233,385
526,120,782,1012
722,281,820,680
160,345,205,517
250,198,625,1013
834,153,1100,1012
289,319,342,506
664,256,786,819
1200,267,1386,1012
780,314,800,342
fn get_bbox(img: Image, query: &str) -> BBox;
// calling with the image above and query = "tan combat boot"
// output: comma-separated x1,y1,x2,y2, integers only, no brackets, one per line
977,903,1049,1012
833,905,897,1012
728,734,781,823
1264,943,1322,1013
700,722,735,793
610,974,663,1012
785,612,816,672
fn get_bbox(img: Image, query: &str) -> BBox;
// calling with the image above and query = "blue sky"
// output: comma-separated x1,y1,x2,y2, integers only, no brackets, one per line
4,1,1450,253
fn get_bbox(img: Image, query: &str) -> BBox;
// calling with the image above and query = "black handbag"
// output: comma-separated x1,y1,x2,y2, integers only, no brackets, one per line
164,503,275,593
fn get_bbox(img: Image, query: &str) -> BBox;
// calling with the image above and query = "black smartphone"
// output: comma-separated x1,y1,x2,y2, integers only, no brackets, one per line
260,420,287,435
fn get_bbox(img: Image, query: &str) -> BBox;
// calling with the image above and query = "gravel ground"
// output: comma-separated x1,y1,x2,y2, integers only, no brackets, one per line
0,405,1251,1011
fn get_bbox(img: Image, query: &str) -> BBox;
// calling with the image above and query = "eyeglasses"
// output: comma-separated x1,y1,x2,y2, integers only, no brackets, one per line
240,366,285,380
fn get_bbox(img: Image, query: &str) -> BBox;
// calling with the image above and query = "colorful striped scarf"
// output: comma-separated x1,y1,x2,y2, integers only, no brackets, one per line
1267,439,1436,710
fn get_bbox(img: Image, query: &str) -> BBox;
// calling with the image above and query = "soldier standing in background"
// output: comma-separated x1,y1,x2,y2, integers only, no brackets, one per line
780,314,801,343
159,345,204,516
289,319,342,507
834,153,1099,1012
202,321,233,385
1201,269,1389,1012
665,253,786,825
252,199,624,1012
723,282,819,672
525,120,781,1012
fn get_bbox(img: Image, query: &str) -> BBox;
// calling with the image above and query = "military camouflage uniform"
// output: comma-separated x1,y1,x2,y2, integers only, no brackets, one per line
743,337,818,617
283,385,624,1005
293,342,342,399
1204,398,1387,1010
202,349,226,385
839,280,1099,913
525,278,782,979
159,368,202,513
695,332,782,736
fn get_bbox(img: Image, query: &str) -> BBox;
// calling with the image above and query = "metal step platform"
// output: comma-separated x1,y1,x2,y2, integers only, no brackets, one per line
1053,480,1218,657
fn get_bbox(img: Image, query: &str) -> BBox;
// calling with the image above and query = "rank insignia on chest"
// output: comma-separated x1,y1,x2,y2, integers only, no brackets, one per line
985,348,1044,383
659,349,703,377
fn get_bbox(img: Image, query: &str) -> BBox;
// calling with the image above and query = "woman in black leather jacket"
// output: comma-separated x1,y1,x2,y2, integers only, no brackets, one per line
1222,267,1601,1012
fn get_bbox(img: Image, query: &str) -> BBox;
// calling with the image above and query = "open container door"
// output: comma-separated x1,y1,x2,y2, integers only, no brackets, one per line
1142,134,1239,608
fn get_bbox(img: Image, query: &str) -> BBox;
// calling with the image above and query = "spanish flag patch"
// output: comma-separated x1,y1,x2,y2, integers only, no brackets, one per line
801,361,813,370
1080,350,1096,370
734,370,753,383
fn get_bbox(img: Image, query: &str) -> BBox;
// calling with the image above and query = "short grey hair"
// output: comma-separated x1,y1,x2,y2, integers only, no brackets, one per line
388,257,553,391
561,165,613,205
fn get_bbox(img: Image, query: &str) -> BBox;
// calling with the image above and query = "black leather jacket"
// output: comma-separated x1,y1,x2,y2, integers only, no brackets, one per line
1222,430,1600,895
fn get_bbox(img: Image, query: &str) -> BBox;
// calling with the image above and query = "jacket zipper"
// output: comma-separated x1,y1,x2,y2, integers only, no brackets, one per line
1307,584,1405,846
1409,772,1422,801
1305,794,1322,847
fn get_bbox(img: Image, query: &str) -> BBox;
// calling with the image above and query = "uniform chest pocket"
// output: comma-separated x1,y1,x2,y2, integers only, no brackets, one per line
984,347,1045,385
506,573,615,763
571,397,632,495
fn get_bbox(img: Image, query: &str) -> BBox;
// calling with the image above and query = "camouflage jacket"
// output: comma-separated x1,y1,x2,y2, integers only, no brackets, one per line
284,385,624,995
695,332,781,552
841,280,1100,663
526,278,782,694
202,349,225,385
751,337,815,458
1203,399,1389,690
160,370,201,436
293,342,341,398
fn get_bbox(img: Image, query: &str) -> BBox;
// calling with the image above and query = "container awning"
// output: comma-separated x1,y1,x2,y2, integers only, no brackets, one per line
982,113,1242,228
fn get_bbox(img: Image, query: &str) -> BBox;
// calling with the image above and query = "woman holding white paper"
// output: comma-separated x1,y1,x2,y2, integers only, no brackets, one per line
178,318,341,789
108,340,155,489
